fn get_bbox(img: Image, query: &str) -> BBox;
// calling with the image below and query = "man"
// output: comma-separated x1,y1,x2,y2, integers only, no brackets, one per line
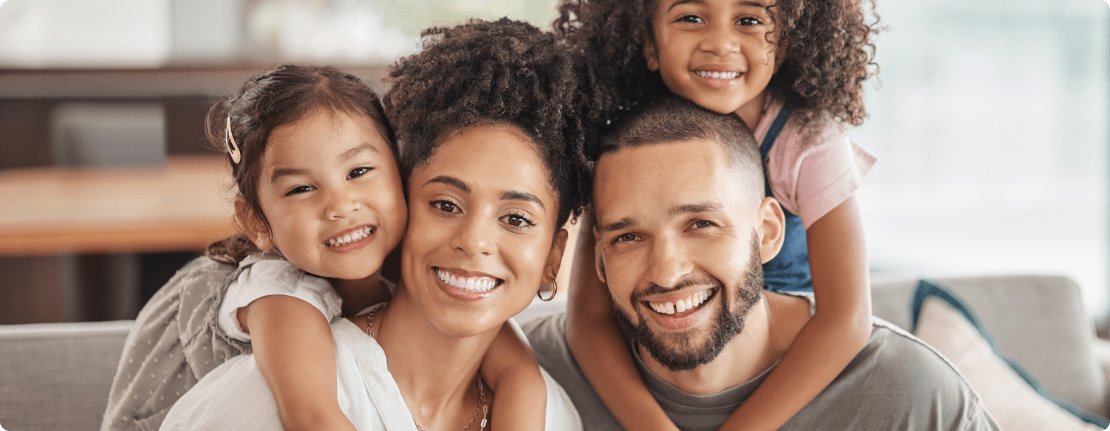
523,97,1000,430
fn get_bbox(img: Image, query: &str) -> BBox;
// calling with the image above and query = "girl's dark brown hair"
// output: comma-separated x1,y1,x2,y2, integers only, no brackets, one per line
205,64,397,263
383,18,604,228
553,0,879,132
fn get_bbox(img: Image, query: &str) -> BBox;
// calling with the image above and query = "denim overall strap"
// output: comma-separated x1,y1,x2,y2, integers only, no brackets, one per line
759,106,812,293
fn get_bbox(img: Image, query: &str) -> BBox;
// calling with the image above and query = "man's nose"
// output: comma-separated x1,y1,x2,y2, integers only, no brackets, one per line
646,235,694,289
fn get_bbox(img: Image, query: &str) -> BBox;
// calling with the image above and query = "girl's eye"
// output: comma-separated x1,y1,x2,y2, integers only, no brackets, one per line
432,200,461,214
737,17,762,26
502,213,536,228
347,167,371,180
678,14,704,24
285,185,315,196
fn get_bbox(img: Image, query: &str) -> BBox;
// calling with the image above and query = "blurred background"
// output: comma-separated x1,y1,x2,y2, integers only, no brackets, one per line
0,0,1107,332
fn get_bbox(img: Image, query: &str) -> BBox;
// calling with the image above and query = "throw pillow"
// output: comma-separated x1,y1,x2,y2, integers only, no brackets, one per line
911,279,1109,431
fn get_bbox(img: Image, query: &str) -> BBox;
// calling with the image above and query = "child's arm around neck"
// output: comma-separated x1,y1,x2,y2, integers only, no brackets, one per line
481,321,549,430
239,295,358,431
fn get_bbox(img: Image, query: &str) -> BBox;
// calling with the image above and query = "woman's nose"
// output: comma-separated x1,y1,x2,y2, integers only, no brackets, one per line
451,214,495,256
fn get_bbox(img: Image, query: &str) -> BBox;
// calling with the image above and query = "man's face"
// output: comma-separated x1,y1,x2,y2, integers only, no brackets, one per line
593,139,766,371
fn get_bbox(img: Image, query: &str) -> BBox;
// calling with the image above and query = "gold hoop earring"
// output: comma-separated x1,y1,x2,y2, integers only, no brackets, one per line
537,280,557,302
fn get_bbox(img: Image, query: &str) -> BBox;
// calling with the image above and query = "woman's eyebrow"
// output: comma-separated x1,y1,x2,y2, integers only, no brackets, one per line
423,175,468,192
501,190,545,210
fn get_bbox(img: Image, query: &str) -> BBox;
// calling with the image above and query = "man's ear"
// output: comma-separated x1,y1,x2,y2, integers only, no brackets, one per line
234,197,274,252
757,197,786,264
542,229,570,285
642,36,661,72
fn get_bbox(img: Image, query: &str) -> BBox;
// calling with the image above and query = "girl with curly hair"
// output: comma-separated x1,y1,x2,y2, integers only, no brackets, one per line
554,0,880,429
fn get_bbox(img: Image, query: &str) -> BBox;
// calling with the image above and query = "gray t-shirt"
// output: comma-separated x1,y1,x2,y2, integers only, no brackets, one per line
522,313,1001,431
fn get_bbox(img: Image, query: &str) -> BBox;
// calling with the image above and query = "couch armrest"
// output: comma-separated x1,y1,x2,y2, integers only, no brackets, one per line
1094,338,1110,407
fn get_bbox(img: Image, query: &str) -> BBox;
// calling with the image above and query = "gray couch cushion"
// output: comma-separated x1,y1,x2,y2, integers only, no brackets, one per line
0,320,132,431
871,274,1106,419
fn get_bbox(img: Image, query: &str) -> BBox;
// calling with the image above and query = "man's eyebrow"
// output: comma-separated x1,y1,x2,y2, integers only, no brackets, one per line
597,217,639,233
423,175,469,192
671,202,722,216
501,191,546,210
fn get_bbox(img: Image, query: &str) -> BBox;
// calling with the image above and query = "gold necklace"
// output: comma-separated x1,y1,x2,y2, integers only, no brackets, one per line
364,306,489,431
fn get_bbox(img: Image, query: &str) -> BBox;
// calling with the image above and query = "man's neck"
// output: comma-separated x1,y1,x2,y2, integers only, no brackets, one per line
638,292,811,395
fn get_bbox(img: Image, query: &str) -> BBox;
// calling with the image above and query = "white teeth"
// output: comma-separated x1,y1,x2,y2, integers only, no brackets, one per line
695,70,740,80
435,268,498,292
648,290,714,315
325,226,372,247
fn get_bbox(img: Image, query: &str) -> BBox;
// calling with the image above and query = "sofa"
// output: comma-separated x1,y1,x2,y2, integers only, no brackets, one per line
1,274,1108,430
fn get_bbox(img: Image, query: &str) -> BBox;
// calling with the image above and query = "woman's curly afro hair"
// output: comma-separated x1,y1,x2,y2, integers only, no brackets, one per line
384,18,604,228
553,0,879,131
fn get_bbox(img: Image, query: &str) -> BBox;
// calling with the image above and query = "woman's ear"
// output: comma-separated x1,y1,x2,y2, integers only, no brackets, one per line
642,36,661,72
542,229,570,285
234,197,274,252
757,197,786,264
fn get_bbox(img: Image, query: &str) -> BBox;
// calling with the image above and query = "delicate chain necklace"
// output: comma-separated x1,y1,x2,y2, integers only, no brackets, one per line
364,306,490,431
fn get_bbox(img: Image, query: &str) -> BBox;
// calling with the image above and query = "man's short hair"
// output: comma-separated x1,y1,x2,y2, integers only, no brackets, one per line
597,96,765,195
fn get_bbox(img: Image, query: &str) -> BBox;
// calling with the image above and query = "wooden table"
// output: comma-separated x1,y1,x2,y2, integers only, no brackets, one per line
0,155,238,256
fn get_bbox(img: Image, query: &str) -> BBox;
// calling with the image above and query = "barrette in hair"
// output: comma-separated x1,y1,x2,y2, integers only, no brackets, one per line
225,117,242,164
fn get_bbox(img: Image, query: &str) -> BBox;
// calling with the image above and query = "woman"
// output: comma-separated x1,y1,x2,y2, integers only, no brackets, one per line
160,18,595,430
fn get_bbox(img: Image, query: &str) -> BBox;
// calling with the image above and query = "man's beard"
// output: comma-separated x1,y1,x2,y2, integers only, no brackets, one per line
612,232,763,372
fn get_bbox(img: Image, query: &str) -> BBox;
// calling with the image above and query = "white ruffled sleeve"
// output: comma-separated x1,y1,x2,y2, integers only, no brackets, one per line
217,258,342,342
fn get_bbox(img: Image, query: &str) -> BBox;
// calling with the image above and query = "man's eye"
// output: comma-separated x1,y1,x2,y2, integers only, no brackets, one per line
613,233,639,243
348,167,371,179
692,220,714,229
285,185,315,196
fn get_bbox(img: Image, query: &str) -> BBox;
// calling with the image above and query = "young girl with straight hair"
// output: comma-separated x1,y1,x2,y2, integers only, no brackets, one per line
102,64,548,431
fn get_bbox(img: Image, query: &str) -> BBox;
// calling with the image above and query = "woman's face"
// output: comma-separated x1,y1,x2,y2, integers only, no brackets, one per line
400,123,567,337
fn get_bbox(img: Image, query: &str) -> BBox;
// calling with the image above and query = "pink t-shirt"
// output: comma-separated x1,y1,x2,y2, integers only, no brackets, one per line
752,101,877,229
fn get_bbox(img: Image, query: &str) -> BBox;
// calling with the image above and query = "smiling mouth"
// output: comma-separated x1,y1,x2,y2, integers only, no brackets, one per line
325,226,373,247
694,70,740,80
435,268,502,293
647,289,715,315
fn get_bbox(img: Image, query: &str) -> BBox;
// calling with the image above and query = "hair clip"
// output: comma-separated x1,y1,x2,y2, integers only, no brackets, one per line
225,117,242,164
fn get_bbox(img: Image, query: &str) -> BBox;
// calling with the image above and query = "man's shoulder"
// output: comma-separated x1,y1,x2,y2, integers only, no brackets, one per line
784,317,1000,430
